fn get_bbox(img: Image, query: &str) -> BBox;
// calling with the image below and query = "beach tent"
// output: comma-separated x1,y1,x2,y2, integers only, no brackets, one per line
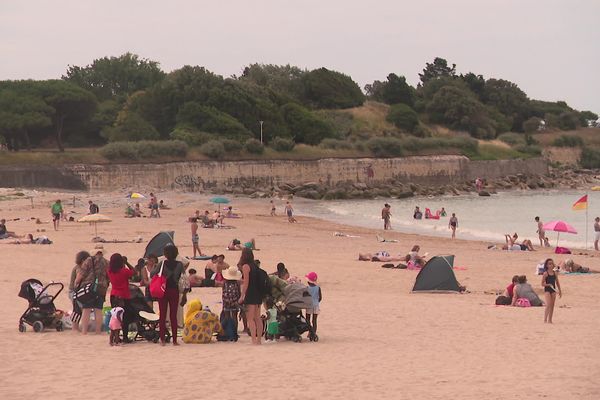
144,231,175,258
412,255,460,292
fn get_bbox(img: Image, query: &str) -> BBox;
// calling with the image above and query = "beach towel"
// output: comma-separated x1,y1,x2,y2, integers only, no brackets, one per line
555,246,571,254
515,298,531,307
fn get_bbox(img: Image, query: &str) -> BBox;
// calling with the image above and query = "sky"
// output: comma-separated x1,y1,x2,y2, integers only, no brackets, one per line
1,0,599,114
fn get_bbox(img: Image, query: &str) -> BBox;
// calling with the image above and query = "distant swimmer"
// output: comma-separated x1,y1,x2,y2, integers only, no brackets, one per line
449,213,458,239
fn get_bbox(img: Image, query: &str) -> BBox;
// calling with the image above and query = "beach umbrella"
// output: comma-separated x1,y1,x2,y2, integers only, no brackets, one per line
542,220,577,247
144,231,175,258
128,192,146,199
210,196,230,204
78,213,112,237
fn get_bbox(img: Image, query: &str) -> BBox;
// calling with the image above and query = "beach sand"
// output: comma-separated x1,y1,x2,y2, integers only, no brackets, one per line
1,189,599,399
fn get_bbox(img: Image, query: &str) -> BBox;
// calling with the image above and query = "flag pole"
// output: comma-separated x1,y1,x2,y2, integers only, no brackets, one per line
586,192,589,250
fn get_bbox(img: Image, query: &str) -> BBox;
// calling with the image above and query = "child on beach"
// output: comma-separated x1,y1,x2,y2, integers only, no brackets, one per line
305,272,322,335
109,306,124,346
541,259,561,323
264,298,279,342
270,200,276,216
285,202,297,223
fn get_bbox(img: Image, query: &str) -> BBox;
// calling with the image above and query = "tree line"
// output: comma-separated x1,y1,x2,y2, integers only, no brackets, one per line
0,53,596,152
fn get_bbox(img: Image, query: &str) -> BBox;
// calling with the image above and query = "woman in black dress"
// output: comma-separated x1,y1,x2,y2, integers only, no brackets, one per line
238,248,263,345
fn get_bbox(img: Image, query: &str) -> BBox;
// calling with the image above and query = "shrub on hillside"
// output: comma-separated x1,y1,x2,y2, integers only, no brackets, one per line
522,117,542,133
244,138,265,154
100,140,188,160
553,135,583,148
101,112,160,142
170,128,214,146
200,140,226,159
386,104,419,132
220,139,243,153
319,138,353,150
365,137,404,157
580,148,600,169
270,137,295,152
497,132,525,146
515,144,542,156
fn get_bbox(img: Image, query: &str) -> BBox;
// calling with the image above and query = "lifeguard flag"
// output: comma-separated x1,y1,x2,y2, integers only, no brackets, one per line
572,195,588,211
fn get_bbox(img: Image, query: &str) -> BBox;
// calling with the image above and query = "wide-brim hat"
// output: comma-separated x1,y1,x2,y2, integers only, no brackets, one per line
223,266,242,281
305,271,318,283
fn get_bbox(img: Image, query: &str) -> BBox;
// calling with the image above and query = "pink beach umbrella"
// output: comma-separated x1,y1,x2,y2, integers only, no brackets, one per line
542,220,577,247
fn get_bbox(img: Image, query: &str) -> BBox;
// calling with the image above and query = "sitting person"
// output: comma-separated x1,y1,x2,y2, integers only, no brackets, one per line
158,200,170,209
212,210,224,226
272,262,290,280
511,275,543,306
0,219,20,239
407,245,426,268
182,299,223,344
133,203,143,217
124,204,135,218
188,268,204,287
502,233,534,251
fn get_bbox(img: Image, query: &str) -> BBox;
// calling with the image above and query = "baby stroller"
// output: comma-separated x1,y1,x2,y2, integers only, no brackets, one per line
277,282,318,342
128,284,170,343
18,278,64,333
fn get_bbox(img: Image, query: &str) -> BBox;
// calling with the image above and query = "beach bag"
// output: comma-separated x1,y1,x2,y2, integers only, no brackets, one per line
150,261,166,299
515,298,531,307
495,295,512,306
74,259,99,304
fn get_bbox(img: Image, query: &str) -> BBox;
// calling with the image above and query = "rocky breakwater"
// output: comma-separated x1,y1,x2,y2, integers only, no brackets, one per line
215,167,600,200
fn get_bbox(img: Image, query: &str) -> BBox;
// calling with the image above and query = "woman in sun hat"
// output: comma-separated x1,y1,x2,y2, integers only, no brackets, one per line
305,272,322,335
221,265,242,338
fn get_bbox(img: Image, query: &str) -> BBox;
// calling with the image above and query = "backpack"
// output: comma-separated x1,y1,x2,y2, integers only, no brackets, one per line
254,265,272,301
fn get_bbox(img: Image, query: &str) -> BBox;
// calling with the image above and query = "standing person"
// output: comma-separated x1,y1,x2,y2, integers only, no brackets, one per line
542,259,562,323
449,213,458,239
74,248,109,335
151,244,183,345
149,194,160,218
140,254,158,308
88,200,99,214
270,200,276,216
222,265,242,339
285,201,297,223
382,204,392,230
238,248,265,345
108,307,124,346
305,272,322,336
475,177,483,192
190,217,203,257
51,199,63,231
68,251,90,333
535,216,545,248
594,217,600,251
107,253,135,343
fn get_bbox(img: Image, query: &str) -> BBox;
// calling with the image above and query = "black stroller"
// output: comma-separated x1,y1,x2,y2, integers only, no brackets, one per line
128,284,170,343
18,278,65,333
277,282,318,342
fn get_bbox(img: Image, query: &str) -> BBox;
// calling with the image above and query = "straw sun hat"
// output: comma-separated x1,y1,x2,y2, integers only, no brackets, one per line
222,266,242,281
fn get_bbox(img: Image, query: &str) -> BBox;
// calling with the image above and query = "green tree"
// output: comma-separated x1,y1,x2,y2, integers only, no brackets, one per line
281,102,335,145
522,117,542,133
386,104,419,132
63,53,165,101
301,68,365,109
418,57,456,85
459,72,486,98
381,74,415,106
101,111,160,142
481,79,531,131
176,101,251,139
579,110,598,126
239,63,306,102
36,80,97,151
0,89,53,150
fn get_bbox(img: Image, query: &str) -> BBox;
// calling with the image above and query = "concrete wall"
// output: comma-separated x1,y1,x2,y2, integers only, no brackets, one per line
0,156,548,191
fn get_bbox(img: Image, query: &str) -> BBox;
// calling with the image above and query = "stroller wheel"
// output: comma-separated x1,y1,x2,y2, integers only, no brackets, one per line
292,335,302,343
18,323,26,333
56,321,64,332
152,337,159,343
33,321,44,333
312,334,319,342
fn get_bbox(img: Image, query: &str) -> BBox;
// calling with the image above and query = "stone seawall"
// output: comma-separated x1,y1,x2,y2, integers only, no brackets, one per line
0,156,548,191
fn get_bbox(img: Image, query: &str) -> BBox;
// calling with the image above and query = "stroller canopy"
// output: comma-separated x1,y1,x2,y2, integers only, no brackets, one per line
412,255,460,292
18,278,43,301
144,231,175,258
283,283,313,312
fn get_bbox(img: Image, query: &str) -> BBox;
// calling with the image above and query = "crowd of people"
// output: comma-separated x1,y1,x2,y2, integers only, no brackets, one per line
67,242,322,346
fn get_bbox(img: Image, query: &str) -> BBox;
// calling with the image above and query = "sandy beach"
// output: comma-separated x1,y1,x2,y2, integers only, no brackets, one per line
1,188,599,399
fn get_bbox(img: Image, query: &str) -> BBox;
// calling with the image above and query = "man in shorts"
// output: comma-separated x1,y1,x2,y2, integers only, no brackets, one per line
594,217,600,251
51,200,63,231
381,203,391,230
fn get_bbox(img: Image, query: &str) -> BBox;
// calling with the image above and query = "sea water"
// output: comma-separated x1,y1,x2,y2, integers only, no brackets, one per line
296,189,600,249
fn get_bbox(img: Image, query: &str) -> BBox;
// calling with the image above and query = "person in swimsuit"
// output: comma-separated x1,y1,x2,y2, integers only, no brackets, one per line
285,201,297,223
541,258,561,323
535,217,545,247
190,217,203,257
381,204,391,230
449,213,458,239
594,217,600,251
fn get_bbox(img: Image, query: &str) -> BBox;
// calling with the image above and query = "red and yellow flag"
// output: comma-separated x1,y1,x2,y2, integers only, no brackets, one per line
572,195,588,211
